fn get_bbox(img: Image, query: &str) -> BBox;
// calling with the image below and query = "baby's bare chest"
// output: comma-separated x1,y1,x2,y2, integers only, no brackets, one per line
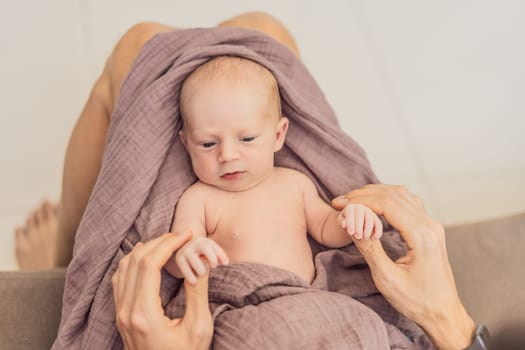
205,185,306,243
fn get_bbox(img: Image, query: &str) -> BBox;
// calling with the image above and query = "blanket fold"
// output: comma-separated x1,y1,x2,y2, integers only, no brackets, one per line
52,27,433,349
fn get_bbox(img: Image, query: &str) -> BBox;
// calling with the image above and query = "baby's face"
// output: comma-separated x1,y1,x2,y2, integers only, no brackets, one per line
180,78,288,192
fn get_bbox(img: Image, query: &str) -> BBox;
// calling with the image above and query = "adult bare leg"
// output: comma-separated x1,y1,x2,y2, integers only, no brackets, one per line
15,12,300,269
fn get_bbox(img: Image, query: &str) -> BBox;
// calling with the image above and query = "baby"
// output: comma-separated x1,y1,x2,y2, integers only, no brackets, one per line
165,56,383,285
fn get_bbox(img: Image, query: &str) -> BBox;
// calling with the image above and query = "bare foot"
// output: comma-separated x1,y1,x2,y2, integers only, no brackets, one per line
15,200,59,270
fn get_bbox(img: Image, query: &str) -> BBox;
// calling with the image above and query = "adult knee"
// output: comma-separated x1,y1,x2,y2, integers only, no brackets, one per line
117,22,172,52
98,22,175,116
218,11,300,57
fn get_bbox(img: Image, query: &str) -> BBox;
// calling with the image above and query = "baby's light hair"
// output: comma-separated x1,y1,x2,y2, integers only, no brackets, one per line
179,56,282,126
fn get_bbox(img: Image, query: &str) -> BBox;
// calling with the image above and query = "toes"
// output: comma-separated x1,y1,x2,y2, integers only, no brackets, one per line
43,201,53,220
36,204,47,224
15,226,28,247
26,215,35,230
15,226,25,238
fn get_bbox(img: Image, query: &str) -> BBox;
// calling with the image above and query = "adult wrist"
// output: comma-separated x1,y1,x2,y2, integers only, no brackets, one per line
421,302,476,349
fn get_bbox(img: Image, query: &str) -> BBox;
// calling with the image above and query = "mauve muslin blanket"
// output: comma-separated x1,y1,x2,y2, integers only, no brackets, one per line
53,27,434,349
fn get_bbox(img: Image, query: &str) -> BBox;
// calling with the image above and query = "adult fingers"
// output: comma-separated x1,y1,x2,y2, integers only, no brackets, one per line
351,185,422,213
352,238,397,284
332,184,416,211
111,264,121,311
140,231,193,268
181,275,214,341
111,268,131,347
123,232,193,311
333,187,421,249
113,256,132,347
140,231,193,261
121,242,149,315
135,231,193,284
117,255,130,311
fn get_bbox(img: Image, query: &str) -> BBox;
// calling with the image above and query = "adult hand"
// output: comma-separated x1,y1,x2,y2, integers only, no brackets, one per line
332,184,475,350
112,231,214,350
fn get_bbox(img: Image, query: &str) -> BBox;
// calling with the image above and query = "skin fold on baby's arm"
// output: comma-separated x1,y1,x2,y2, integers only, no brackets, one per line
164,184,229,284
298,172,383,248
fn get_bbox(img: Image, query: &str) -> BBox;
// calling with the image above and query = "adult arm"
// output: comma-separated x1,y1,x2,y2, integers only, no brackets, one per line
331,184,476,350
111,231,213,350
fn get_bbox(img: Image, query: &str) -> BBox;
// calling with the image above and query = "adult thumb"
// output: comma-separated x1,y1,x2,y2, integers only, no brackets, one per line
181,273,213,334
353,238,395,278
331,195,349,210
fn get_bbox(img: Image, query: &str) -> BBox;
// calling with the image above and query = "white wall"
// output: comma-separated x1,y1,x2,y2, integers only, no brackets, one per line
0,0,524,269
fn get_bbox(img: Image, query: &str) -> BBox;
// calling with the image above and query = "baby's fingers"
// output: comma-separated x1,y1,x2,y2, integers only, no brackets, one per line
210,240,229,265
337,211,346,229
188,253,208,277
362,210,375,239
199,244,218,268
343,207,355,236
371,215,384,240
177,257,197,284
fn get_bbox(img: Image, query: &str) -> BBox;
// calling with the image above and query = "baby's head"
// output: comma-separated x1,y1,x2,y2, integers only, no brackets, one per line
179,56,289,192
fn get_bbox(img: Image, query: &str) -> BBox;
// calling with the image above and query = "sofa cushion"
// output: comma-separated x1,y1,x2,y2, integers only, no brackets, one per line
446,212,525,348
0,268,65,350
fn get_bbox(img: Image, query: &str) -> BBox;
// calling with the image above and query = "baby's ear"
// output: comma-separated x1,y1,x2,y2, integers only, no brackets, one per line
274,116,289,152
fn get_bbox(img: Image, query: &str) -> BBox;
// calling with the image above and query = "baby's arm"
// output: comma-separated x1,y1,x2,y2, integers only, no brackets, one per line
300,173,382,248
165,184,228,281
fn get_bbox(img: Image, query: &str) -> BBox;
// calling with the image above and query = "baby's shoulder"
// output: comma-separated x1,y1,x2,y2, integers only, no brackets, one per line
179,181,215,202
274,167,315,189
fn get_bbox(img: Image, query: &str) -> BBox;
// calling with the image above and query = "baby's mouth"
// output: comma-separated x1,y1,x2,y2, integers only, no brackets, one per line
221,171,245,179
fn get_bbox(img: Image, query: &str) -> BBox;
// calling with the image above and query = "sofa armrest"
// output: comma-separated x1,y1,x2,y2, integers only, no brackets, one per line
446,212,525,348
0,268,66,350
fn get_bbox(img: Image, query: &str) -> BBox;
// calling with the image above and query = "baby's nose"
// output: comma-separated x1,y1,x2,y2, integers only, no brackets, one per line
218,141,240,162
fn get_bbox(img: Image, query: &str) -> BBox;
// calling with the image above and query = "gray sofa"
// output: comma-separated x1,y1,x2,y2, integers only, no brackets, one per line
1,213,524,349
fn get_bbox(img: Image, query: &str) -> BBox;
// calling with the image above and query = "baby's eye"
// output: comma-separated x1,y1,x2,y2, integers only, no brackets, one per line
201,142,216,148
240,136,255,142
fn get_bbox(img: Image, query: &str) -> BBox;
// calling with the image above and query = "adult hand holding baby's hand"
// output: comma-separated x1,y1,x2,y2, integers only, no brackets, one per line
170,236,229,285
112,231,214,350
337,203,383,240
331,184,475,349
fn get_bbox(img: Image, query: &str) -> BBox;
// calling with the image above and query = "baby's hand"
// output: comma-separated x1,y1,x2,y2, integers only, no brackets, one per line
337,203,383,240
169,236,229,284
